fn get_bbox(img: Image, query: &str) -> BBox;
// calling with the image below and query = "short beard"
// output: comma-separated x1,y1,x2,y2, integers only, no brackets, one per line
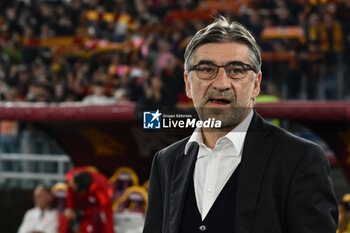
196,106,249,128
194,89,250,129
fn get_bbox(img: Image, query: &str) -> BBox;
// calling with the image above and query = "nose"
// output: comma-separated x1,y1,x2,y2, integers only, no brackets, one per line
212,67,231,90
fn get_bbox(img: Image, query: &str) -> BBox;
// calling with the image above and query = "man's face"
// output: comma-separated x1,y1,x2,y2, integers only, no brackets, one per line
68,179,78,192
184,42,261,128
34,188,52,210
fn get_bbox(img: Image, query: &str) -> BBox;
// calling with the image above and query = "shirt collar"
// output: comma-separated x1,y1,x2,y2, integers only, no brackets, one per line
184,127,204,155
184,110,254,155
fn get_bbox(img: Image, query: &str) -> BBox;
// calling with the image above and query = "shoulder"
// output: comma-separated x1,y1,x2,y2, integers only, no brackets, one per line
22,207,38,219
250,117,331,185
274,124,323,155
270,124,320,149
158,136,190,155
47,209,59,218
27,207,38,214
260,119,327,166
250,112,326,166
153,136,190,164
252,112,321,151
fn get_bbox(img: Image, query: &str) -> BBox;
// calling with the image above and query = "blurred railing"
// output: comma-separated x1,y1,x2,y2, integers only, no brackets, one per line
0,153,73,186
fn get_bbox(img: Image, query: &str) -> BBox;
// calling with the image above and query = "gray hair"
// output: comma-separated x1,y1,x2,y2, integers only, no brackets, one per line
184,16,261,75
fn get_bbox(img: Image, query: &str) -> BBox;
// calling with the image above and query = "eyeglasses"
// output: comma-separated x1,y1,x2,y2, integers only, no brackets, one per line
189,61,257,80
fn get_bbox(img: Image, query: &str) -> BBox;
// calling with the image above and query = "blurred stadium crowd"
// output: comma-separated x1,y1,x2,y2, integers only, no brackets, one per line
0,0,349,106
1,0,350,175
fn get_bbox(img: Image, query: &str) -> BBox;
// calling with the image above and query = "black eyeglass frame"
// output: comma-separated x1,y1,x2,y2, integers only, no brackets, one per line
189,61,257,80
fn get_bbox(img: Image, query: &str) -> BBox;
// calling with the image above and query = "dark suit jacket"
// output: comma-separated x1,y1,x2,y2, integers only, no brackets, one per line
143,112,338,233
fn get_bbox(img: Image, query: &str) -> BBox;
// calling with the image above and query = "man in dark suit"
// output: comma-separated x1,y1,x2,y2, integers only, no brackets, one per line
143,16,338,233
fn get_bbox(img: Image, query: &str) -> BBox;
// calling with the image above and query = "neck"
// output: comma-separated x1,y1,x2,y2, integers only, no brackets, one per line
39,206,49,211
201,127,234,149
201,109,252,149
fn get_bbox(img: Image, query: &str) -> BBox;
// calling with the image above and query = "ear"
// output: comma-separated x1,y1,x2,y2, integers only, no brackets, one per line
184,72,192,99
251,71,262,99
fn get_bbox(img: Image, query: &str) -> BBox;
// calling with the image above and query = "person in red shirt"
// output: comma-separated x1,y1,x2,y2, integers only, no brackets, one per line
64,167,114,233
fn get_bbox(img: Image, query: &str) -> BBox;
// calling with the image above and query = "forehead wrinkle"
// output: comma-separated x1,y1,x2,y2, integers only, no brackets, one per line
196,59,250,66
193,43,250,66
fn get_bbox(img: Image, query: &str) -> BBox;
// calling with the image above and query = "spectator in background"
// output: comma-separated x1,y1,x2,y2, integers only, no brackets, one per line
337,1,350,99
53,82,67,102
54,5,74,36
26,82,53,103
0,75,9,101
0,86,20,173
301,13,324,99
320,13,344,62
9,65,31,100
256,81,281,126
114,88,131,103
338,193,350,233
305,13,321,47
140,75,165,106
245,10,263,39
319,12,344,99
64,167,114,233
82,81,115,105
2,40,22,65
275,6,296,26
160,57,184,106
126,57,150,102
0,118,20,171
154,38,176,76
18,185,59,233
51,182,73,233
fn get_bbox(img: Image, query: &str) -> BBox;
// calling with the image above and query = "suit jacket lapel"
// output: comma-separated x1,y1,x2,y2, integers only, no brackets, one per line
235,112,275,233
169,142,199,233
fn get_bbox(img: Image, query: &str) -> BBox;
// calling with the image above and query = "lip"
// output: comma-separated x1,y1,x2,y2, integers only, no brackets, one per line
208,97,232,107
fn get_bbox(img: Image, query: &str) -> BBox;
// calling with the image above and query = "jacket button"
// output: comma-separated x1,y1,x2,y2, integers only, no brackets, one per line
199,225,207,231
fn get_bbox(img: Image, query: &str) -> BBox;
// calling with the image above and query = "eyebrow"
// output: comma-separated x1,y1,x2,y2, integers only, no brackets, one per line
195,60,249,67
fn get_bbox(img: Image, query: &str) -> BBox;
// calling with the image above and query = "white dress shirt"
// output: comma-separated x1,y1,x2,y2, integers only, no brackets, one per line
184,110,253,220
17,207,58,233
